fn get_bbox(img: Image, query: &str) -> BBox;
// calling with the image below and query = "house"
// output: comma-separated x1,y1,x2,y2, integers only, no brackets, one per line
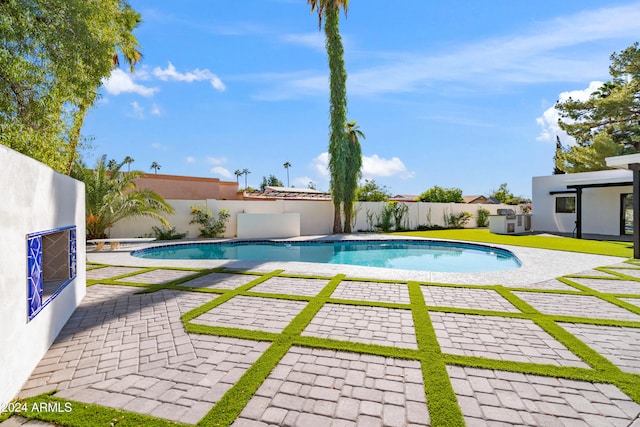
134,173,242,200
243,186,332,200
390,194,418,202
462,195,500,204
531,169,633,237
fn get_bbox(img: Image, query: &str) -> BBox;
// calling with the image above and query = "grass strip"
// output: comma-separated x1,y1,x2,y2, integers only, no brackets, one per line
408,281,465,427
197,274,345,426
396,229,633,257
181,271,281,323
7,393,186,427
558,278,640,316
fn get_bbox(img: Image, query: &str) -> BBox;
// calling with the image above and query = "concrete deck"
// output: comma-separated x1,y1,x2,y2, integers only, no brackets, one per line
5,236,640,426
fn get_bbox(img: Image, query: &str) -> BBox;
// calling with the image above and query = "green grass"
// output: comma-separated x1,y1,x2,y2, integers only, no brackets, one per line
395,229,633,257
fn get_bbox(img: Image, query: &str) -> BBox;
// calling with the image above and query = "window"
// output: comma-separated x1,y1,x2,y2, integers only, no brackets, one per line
555,197,576,213
27,226,76,321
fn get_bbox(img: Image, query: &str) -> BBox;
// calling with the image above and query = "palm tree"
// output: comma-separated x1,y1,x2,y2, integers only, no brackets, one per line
107,159,118,171
123,156,134,172
343,120,364,233
71,155,174,239
283,161,292,187
309,0,350,233
234,169,243,186
242,168,251,189
150,161,161,174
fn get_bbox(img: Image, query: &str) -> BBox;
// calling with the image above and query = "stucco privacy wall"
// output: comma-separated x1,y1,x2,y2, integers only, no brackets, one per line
532,170,633,235
0,146,86,406
110,199,513,239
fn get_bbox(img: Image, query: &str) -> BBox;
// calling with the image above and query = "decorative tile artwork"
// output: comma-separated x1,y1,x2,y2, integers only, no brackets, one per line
26,226,76,321
27,234,43,320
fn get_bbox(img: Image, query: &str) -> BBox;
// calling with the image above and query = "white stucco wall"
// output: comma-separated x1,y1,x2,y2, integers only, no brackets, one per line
110,199,515,239
532,170,633,235
0,146,86,405
237,213,300,238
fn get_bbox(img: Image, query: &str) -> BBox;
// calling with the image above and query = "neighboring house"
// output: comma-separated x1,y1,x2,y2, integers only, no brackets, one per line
531,169,633,237
134,173,242,200
243,186,332,201
390,195,418,202
462,195,500,204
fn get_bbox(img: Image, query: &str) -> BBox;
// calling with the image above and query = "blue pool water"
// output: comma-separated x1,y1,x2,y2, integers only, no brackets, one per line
132,240,521,273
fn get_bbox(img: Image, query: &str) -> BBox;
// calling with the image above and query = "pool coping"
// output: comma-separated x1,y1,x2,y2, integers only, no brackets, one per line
87,234,626,285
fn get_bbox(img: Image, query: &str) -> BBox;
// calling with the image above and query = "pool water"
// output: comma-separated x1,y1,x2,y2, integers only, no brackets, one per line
132,240,521,273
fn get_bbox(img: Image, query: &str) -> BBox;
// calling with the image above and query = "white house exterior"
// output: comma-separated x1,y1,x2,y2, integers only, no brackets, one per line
532,169,634,236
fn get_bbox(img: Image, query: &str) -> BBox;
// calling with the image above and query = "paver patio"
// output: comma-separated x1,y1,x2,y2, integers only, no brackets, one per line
5,250,640,426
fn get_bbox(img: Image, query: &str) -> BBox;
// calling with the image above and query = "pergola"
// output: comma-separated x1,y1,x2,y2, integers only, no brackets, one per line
606,154,640,259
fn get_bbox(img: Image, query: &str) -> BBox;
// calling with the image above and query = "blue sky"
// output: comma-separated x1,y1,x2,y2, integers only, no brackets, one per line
84,0,640,199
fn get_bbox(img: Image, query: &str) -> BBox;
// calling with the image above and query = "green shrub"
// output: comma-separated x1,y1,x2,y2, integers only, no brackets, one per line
416,224,445,231
476,208,490,227
448,212,473,229
376,203,394,232
151,226,187,240
392,202,409,231
190,205,230,238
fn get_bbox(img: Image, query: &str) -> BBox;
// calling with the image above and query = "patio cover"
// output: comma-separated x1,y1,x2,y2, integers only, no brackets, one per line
606,154,640,258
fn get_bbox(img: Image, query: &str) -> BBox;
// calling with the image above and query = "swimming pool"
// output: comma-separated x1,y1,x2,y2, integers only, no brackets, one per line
132,240,521,273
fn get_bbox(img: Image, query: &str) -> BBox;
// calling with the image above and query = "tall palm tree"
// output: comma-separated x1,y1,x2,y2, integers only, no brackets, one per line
283,161,292,187
71,155,174,239
309,0,350,233
234,169,243,186
242,168,251,189
343,120,364,233
150,161,161,174
123,156,134,172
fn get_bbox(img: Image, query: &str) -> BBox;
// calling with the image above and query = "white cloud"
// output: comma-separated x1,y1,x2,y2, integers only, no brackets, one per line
254,3,640,100
150,103,161,116
151,142,168,151
279,32,325,51
312,152,330,177
211,166,232,178
362,154,413,179
311,152,413,180
153,62,226,91
293,176,315,188
103,69,159,97
206,156,228,165
129,101,144,119
186,156,197,164
536,80,603,143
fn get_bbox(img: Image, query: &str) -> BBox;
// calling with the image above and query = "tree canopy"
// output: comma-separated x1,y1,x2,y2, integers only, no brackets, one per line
356,179,391,201
418,186,463,203
489,183,531,205
555,42,640,173
260,174,284,191
0,0,142,174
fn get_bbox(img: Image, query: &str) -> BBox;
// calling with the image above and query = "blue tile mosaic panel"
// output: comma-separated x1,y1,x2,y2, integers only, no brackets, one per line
27,225,77,321
27,235,43,320
69,228,77,279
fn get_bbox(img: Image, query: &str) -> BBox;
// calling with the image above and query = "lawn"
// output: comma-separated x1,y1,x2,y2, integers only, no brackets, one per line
395,229,634,258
